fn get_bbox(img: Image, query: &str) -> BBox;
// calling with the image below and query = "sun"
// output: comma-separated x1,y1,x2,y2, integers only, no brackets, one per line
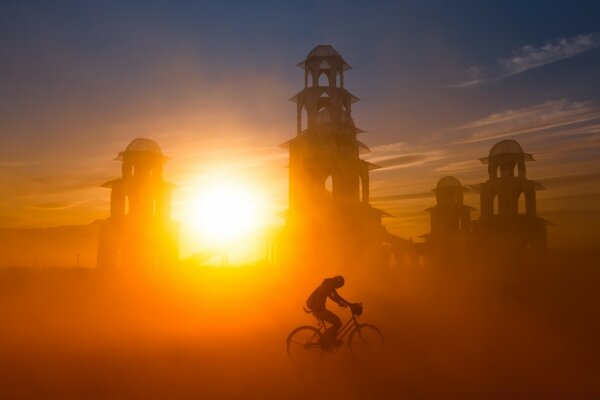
179,178,268,247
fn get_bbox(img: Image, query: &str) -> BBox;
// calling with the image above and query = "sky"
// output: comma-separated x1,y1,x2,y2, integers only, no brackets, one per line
1,0,600,249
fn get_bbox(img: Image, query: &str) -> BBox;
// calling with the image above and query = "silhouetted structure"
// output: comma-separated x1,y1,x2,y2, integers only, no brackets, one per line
280,45,401,268
97,138,178,268
472,140,548,255
422,176,474,266
419,140,550,267
426,176,473,236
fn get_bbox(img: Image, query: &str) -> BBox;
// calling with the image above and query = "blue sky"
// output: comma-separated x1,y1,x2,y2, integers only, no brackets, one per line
1,1,599,248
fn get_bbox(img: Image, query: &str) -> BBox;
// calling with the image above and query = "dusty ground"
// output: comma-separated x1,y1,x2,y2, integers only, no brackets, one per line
1,252,599,399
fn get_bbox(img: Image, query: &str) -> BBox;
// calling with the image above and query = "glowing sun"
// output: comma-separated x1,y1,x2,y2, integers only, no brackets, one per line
181,179,268,245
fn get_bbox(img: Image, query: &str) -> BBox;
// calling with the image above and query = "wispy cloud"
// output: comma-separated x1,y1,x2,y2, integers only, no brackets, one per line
541,172,600,188
371,191,434,202
374,154,440,169
368,142,408,157
433,159,482,173
365,142,445,171
450,99,600,144
449,33,600,88
29,202,82,211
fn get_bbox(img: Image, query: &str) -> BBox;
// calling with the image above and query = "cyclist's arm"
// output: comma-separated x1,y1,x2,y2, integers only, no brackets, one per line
329,289,351,307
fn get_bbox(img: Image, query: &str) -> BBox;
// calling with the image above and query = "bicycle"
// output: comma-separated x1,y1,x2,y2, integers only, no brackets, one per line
286,303,383,366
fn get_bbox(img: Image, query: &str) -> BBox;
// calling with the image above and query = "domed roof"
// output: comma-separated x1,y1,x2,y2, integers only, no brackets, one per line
124,138,162,154
480,139,534,164
116,138,168,161
298,44,352,70
307,44,341,58
436,176,462,189
489,139,524,157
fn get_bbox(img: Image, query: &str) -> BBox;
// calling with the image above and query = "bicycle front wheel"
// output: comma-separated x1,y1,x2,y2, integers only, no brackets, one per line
286,326,323,367
348,323,384,363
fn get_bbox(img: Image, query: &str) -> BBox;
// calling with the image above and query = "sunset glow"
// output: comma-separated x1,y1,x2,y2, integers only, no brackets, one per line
1,2,600,399
178,177,269,247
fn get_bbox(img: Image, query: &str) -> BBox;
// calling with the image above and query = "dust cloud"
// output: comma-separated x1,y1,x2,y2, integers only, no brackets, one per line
1,251,599,399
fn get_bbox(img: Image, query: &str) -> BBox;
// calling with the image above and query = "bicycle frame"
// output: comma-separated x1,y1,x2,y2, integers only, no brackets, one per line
287,306,383,365
314,309,359,342
333,313,357,341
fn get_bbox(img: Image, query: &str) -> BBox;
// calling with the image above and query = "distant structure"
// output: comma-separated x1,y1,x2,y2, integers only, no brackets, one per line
420,140,550,267
473,139,548,254
280,45,404,268
426,176,473,235
97,138,178,268
422,176,474,265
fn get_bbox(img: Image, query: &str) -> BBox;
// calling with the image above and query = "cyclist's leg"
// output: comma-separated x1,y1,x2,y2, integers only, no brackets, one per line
315,309,341,346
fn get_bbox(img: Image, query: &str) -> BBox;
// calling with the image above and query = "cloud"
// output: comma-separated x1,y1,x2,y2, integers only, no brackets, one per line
536,133,600,154
450,99,600,144
376,154,435,168
365,141,445,171
369,151,446,171
30,202,80,210
433,159,482,173
368,142,408,157
541,172,600,188
0,160,46,168
371,191,433,202
449,33,600,88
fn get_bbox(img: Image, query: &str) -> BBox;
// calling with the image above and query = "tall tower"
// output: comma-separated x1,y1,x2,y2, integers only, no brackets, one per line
281,45,389,268
97,138,178,268
474,140,548,252
284,45,376,222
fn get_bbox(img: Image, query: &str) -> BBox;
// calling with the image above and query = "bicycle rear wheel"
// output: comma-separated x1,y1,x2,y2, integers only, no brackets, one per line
348,323,384,363
286,326,323,367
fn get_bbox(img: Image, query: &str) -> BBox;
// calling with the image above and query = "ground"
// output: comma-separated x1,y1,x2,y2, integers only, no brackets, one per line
0,251,599,399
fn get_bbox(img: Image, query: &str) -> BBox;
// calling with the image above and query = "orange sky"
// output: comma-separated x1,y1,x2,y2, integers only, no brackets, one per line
1,3,599,251
2,70,600,250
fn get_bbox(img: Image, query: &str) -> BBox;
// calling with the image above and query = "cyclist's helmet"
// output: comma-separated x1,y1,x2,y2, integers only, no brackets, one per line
333,275,345,288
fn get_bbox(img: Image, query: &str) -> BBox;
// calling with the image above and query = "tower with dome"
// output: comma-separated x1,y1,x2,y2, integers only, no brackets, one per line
280,45,405,268
97,138,179,268
421,176,474,266
426,176,474,235
473,139,549,253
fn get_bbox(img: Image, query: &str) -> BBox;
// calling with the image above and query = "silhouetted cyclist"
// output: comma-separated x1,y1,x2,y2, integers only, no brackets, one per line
306,275,358,349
